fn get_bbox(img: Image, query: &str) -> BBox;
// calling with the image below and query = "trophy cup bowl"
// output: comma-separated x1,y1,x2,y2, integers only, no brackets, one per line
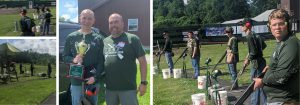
75,40,90,65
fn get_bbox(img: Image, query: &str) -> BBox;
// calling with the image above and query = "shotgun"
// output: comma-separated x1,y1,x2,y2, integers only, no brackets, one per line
211,50,227,71
230,64,247,91
173,48,188,65
234,72,265,105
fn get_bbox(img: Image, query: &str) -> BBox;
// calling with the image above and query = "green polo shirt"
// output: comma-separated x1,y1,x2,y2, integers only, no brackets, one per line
63,30,105,85
263,35,299,102
104,32,145,90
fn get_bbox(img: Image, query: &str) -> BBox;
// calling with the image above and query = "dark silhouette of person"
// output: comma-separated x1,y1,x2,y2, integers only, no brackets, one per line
30,63,34,76
20,63,23,74
47,63,52,78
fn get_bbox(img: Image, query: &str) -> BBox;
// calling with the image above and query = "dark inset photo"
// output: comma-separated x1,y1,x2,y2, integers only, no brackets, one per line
0,0,56,36
0,39,56,104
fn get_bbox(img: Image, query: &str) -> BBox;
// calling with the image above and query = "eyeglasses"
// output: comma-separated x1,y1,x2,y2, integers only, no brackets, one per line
270,22,287,27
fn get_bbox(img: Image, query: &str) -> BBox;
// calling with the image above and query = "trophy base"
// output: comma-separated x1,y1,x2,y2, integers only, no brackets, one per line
68,63,85,80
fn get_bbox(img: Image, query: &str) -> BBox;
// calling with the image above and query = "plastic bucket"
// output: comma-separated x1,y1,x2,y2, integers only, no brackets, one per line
162,69,170,79
191,93,206,105
218,91,227,105
197,76,206,89
173,69,182,78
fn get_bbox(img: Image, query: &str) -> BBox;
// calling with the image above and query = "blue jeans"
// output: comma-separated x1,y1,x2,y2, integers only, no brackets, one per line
250,59,267,105
71,83,100,105
228,62,238,86
191,56,200,78
42,22,50,35
165,51,174,73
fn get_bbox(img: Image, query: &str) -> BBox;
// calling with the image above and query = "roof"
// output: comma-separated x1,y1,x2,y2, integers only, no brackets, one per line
222,9,276,24
0,43,21,56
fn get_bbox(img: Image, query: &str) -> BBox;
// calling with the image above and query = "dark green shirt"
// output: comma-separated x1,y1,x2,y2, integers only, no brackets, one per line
163,38,172,52
104,32,145,90
263,35,299,102
246,32,266,60
63,31,104,85
187,38,200,57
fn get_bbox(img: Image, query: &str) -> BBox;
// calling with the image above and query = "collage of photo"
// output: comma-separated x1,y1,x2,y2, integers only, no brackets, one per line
0,0,299,105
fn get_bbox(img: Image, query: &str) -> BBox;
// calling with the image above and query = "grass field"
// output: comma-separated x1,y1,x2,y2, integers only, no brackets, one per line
0,7,56,36
153,33,300,104
0,63,56,104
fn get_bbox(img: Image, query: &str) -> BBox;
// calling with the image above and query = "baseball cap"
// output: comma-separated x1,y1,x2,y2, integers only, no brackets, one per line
225,27,234,33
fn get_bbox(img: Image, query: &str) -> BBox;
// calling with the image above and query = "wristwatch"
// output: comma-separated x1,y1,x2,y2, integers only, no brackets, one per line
141,81,148,85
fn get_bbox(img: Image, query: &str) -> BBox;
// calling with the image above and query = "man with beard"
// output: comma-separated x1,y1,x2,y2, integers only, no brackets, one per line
103,13,147,105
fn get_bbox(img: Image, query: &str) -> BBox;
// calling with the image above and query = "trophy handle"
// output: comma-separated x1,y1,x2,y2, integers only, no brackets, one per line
85,44,91,54
75,42,79,53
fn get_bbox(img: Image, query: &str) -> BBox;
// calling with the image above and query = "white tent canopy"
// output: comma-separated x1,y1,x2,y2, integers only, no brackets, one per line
221,9,275,24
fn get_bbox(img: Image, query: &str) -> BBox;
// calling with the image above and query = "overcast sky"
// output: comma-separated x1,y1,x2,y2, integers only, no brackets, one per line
0,39,56,55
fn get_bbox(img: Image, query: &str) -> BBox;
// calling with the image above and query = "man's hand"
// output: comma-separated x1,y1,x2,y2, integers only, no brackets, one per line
73,54,83,64
262,66,269,73
253,78,263,90
86,77,95,84
138,84,147,96
243,59,249,66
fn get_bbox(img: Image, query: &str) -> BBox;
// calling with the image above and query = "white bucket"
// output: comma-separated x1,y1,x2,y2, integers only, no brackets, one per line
191,93,206,105
173,69,182,78
36,25,40,33
162,69,170,79
218,91,228,105
210,90,227,105
198,76,206,89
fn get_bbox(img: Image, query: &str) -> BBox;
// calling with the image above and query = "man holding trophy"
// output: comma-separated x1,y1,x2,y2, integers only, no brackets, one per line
63,9,104,105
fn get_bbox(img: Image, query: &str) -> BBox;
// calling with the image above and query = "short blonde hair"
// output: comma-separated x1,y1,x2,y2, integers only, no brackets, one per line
80,9,95,18
268,9,290,24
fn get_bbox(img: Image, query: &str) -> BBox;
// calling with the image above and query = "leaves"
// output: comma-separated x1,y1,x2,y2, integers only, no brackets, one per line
154,0,278,28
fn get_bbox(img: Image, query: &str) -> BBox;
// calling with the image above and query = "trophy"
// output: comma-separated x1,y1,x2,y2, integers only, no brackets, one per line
75,40,90,64
68,39,90,80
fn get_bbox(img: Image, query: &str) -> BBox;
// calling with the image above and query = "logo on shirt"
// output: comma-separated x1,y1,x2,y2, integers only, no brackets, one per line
105,41,126,60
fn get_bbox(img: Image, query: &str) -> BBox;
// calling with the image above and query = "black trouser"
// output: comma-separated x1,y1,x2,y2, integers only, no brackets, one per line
21,32,35,36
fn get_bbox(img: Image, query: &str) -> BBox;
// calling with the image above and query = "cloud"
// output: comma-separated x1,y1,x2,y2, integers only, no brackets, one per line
64,2,75,8
64,1,78,14
12,39,56,55
61,14,71,20
70,15,78,23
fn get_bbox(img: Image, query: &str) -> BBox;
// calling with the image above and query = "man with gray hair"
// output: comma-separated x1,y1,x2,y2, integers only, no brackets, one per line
103,13,148,105
63,9,104,105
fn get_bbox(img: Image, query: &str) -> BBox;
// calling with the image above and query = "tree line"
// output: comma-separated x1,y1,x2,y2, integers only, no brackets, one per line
154,0,279,28
2,50,55,65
